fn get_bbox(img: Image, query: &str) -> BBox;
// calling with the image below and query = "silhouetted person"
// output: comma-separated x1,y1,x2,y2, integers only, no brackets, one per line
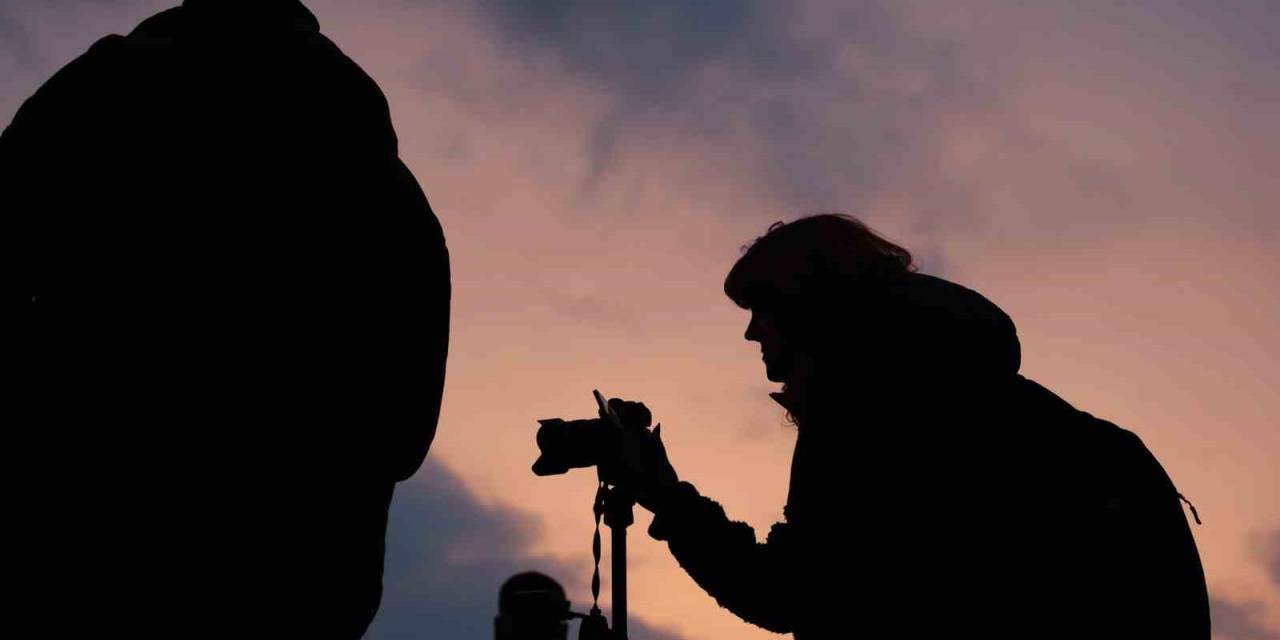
602,215,1209,639
9,1,448,637
495,572,572,640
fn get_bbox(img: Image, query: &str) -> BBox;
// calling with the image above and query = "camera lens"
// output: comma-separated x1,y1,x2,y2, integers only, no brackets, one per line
532,418,617,476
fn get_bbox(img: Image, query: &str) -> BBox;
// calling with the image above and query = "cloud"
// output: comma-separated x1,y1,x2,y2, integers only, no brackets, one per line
1209,527,1280,640
1266,528,1280,589
475,0,761,98
0,5,38,120
465,0,990,224
0,5,33,66
366,458,682,640
443,0,1280,270
535,283,641,329
1211,598,1280,640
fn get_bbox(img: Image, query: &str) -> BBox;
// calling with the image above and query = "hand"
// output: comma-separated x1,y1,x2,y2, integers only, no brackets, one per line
599,398,680,513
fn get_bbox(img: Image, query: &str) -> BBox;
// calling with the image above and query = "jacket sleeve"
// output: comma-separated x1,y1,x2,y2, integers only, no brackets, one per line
647,482,798,634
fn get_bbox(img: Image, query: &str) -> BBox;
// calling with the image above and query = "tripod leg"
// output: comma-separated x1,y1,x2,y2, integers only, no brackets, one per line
612,524,627,640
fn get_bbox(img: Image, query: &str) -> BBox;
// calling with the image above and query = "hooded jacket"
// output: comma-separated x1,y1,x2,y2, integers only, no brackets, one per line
9,2,448,637
649,273,1209,639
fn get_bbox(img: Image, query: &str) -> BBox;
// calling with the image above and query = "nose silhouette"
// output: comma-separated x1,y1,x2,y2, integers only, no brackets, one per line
744,312,761,343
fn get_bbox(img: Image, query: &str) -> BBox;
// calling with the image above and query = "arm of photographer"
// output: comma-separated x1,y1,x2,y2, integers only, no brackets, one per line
643,483,799,635
600,399,799,634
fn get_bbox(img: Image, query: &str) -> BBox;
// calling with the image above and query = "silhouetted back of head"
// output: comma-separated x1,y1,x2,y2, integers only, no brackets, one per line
724,214,917,366
495,572,571,640
724,213,916,312
724,214,1018,391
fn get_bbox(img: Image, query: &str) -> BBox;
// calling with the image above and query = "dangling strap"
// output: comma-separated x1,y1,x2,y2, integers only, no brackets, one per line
590,481,607,612
1177,492,1202,525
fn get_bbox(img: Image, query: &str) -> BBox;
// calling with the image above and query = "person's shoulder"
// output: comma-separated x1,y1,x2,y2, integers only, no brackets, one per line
1008,376,1123,439
1011,376,1173,483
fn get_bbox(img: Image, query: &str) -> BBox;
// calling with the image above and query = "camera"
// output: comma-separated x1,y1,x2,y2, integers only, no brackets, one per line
532,391,652,640
531,391,652,477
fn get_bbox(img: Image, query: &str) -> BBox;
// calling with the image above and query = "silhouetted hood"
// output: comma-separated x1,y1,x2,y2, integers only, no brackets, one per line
872,272,1022,380
128,0,319,38
772,272,1020,421
8,1,448,637
182,0,319,31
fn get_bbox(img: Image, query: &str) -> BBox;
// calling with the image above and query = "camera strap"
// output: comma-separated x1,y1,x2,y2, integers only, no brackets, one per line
590,481,607,613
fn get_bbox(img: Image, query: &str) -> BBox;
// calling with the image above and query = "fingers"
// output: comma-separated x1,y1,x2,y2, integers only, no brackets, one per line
650,423,678,485
608,397,652,429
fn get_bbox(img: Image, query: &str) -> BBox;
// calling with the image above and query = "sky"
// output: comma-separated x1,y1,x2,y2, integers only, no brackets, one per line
4,1,1279,638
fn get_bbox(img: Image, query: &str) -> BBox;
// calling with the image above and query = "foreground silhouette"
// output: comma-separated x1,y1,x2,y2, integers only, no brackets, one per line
495,572,572,640
11,1,449,637
598,215,1210,639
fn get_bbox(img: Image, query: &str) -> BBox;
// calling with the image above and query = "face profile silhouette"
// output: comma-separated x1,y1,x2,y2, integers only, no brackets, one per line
744,307,793,383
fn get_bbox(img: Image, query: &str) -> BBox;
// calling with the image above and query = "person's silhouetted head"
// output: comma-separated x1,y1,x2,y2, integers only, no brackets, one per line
494,572,571,640
725,214,1021,419
724,214,916,385
9,1,449,637
725,214,915,308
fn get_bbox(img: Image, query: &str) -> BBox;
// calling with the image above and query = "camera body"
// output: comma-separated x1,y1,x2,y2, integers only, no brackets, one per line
532,392,652,477
532,417,619,476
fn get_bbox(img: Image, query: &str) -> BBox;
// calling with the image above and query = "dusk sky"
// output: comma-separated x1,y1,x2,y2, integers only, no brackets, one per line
4,1,1278,638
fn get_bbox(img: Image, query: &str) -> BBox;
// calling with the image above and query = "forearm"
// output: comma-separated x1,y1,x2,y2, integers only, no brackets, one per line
647,482,797,633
